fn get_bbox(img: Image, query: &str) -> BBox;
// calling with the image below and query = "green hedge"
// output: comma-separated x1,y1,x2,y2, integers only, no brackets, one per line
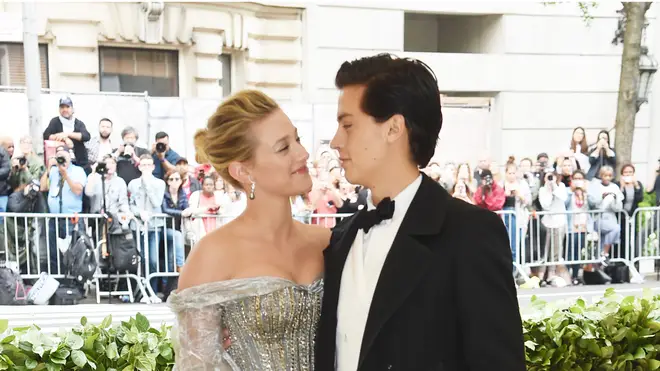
1,288,659,370
0,314,174,371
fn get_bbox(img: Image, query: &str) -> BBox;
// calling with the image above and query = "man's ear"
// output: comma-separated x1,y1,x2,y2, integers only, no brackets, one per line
385,114,406,143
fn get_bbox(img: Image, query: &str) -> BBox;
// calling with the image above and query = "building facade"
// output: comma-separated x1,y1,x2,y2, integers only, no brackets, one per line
0,1,658,178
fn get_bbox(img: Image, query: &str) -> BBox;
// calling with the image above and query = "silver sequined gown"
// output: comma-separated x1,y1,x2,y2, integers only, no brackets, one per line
168,276,323,371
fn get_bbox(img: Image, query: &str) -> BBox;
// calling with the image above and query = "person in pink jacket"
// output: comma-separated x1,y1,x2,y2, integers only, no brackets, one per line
474,169,506,212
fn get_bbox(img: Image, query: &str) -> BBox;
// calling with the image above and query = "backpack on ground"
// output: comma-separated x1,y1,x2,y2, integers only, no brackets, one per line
105,213,141,273
64,224,98,284
0,263,27,305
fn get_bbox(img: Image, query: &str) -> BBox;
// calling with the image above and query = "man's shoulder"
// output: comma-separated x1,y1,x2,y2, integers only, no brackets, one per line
442,196,503,234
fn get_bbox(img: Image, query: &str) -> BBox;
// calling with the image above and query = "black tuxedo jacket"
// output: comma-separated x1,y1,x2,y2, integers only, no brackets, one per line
315,174,525,371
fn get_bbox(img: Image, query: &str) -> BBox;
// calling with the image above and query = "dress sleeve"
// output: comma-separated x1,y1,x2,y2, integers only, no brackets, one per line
171,303,229,370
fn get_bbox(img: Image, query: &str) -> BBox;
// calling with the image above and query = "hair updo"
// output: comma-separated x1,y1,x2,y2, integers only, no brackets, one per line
194,90,280,190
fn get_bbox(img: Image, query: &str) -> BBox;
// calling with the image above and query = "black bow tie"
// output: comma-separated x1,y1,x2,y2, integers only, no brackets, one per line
356,197,395,233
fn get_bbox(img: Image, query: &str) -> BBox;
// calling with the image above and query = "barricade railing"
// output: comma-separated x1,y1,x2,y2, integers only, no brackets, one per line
0,212,155,303
502,209,642,284
4,208,653,304
630,206,660,272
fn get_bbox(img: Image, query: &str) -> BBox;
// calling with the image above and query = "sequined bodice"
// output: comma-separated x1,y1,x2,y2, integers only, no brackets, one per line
168,276,323,371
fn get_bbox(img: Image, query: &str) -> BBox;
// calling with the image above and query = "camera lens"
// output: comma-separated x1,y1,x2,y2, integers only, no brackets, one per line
156,143,167,153
56,156,66,165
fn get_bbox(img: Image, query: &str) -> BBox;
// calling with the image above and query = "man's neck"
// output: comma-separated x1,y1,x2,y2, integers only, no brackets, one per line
368,164,420,205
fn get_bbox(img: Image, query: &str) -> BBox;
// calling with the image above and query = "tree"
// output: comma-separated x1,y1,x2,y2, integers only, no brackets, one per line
611,2,653,176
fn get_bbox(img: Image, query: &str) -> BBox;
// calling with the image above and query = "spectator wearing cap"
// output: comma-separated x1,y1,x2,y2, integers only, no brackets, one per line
151,131,181,180
43,96,92,174
175,158,201,200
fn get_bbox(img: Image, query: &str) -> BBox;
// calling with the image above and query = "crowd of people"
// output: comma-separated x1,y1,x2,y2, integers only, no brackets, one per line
1,98,660,293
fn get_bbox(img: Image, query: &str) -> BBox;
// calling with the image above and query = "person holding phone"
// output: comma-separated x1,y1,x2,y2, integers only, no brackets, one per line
538,169,569,282
586,130,616,180
451,179,474,204
185,176,226,239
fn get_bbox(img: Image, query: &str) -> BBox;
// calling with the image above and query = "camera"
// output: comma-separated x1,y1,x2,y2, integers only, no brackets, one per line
155,142,167,153
56,156,67,165
18,157,27,167
547,174,554,181
96,161,108,175
484,175,494,187
121,143,133,159
25,180,40,200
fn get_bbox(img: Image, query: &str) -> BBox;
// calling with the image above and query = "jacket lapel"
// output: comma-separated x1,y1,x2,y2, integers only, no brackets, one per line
357,174,450,369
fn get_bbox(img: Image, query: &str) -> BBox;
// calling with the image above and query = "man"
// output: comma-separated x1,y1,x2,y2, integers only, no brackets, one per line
315,54,525,371
128,154,183,294
151,131,181,180
41,146,87,273
112,126,150,185
42,96,92,173
85,155,128,215
10,135,45,188
86,118,114,166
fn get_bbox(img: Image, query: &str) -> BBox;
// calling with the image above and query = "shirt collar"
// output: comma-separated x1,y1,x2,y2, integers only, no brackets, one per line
366,174,423,221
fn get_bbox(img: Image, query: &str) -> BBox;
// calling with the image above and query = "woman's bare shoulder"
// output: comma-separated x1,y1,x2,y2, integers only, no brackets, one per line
178,227,239,292
297,223,332,251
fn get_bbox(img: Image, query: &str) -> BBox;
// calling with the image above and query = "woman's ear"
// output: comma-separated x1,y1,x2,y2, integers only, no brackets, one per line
228,162,251,187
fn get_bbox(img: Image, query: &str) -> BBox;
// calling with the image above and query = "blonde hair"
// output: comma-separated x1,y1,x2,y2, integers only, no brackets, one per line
194,90,280,190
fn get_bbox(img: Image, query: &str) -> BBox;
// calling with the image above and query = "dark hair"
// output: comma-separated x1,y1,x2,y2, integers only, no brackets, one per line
570,127,588,155
99,118,113,126
572,169,586,178
121,126,139,140
334,53,442,167
597,130,610,146
620,163,635,175
155,131,169,141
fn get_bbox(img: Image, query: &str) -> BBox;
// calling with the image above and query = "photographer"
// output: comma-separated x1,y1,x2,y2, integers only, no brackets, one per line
9,136,46,191
1,180,49,274
85,155,129,215
112,126,150,185
151,132,181,181
473,169,505,212
538,169,568,282
41,146,87,273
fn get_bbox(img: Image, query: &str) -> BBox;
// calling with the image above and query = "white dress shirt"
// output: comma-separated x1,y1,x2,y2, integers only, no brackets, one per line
335,175,423,371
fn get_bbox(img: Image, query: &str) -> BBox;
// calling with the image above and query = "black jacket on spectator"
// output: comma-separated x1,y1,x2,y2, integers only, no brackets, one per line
116,146,150,185
162,188,189,230
586,146,616,180
0,147,11,196
43,117,91,168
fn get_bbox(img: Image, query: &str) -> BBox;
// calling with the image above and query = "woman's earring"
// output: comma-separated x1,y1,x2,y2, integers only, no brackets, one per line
249,176,256,200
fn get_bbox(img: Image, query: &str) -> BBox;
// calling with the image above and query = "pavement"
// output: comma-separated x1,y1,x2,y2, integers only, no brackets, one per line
2,281,660,334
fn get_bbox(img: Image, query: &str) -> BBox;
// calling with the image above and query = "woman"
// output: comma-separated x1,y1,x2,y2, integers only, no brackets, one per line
162,169,189,271
586,130,616,180
451,179,474,205
187,176,227,235
538,169,569,281
617,164,644,259
564,170,591,285
502,159,531,265
588,166,624,260
569,126,590,172
168,90,329,370
455,162,477,193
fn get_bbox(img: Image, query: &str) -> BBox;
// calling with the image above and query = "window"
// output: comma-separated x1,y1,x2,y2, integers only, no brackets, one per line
0,43,49,88
99,47,178,97
219,53,232,98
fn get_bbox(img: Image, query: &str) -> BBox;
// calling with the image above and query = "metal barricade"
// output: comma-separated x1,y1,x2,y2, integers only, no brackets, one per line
517,209,641,283
0,212,154,303
494,210,530,282
630,206,660,274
